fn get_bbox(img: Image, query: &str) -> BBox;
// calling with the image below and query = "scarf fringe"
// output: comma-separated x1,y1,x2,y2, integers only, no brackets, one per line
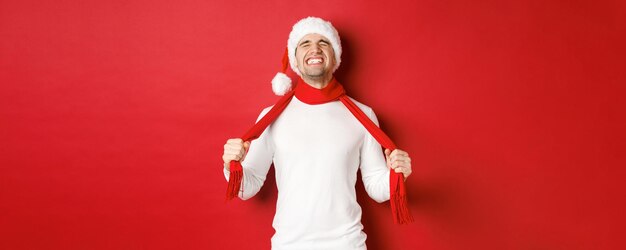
390,173,414,224
226,161,243,200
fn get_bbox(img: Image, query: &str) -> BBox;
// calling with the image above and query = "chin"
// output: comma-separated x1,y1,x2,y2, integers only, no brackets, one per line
305,73,326,79
305,69,326,77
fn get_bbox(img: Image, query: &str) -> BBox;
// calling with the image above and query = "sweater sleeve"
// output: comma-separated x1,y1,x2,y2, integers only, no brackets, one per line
223,107,274,200
359,107,391,203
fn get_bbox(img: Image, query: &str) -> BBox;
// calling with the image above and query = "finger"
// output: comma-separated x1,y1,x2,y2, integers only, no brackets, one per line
394,166,408,173
390,149,398,155
224,148,242,155
240,151,248,162
223,155,243,164
388,149,401,162
384,149,391,159
395,168,412,179
391,149,408,157
389,149,398,158
394,167,411,175
223,152,241,160
391,152,409,167
391,161,401,169
394,155,411,163
224,145,240,152
225,143,247,152
223,154,238,163
225,141,243,148
243,141,251,150
227,138,243,144
397,160,412,168
392,161,412,170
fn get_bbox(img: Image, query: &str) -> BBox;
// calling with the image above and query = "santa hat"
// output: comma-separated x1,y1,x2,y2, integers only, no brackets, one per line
271,17,342,96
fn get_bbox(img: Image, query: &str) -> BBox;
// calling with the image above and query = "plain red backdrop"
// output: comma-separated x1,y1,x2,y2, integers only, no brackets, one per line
1,0,625,249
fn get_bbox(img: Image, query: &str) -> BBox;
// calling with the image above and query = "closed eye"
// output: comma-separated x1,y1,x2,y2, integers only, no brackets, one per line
299,40,311,48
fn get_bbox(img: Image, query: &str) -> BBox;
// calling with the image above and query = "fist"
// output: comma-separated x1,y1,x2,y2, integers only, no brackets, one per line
385,149,412,180
222,138,250,170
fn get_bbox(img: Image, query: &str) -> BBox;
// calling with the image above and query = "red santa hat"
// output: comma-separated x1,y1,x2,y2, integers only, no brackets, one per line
271,17,343,96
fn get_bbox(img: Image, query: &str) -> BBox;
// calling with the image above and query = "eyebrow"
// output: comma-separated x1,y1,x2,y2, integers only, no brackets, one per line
298,39,330,46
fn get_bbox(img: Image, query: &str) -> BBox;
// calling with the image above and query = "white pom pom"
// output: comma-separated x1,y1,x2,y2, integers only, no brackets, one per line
271,72,292,96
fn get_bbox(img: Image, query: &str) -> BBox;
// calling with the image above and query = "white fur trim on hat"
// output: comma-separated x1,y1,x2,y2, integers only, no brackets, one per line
287,17,342,76
271,72,292,96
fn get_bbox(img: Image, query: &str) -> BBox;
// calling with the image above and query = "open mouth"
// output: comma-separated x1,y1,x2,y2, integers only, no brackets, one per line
306,57,324,65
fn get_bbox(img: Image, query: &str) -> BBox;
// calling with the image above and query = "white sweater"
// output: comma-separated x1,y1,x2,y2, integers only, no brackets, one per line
224,96,390,250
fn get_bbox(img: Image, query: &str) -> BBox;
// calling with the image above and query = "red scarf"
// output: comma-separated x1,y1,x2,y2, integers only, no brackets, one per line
226,78,414,224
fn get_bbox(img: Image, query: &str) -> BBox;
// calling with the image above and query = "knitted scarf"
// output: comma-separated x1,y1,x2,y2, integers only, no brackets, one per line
226,78,414,224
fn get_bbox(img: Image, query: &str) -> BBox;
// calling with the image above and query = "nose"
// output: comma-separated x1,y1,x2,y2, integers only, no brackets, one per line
310,44,322,54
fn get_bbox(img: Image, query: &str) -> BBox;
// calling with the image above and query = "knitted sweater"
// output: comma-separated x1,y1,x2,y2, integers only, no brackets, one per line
224,96,390,250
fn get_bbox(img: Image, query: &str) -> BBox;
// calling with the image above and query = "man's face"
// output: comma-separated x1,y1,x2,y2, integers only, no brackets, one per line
295,33,336,81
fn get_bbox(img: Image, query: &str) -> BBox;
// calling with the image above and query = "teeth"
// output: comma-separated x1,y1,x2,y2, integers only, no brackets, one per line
307,58,322,64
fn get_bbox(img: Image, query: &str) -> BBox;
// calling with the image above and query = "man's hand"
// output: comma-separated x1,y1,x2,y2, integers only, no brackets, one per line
222,138,250,171
385,149,412,180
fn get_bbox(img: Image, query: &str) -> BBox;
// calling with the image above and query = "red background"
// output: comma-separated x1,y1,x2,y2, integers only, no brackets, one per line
1,0,625,249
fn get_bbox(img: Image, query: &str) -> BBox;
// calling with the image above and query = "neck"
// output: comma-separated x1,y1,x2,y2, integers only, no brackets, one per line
301,74,334,89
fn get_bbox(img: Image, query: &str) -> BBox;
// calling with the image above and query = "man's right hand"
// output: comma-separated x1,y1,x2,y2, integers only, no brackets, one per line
222,138,250,171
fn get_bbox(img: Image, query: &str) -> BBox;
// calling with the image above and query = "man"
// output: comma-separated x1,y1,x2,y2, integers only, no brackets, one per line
222,17,412,250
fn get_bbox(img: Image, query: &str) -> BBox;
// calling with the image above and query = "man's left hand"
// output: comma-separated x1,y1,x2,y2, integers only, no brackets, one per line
385,149,412,180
